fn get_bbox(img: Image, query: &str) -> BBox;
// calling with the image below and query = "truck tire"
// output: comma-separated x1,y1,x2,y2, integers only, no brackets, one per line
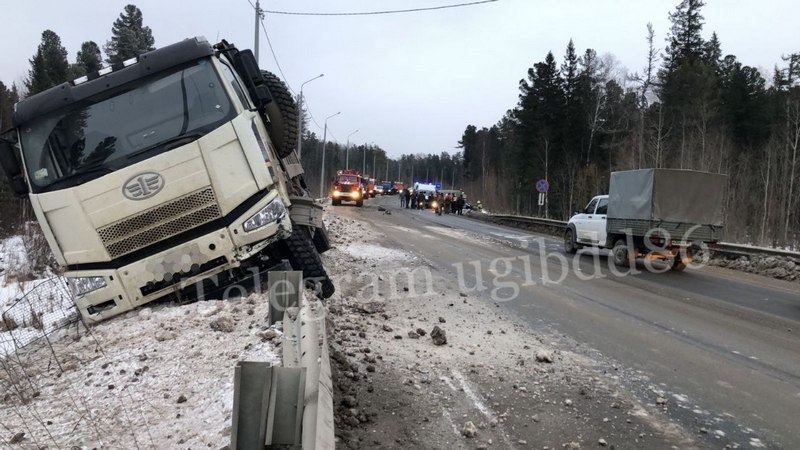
278,224,335,299
260,70,298,159
356,199,364,207
564,228,579,254
671,258,687,272
612,239,631,267
313,223,332,254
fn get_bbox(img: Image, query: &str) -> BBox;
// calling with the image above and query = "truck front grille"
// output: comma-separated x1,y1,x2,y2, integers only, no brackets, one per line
98,188,222,258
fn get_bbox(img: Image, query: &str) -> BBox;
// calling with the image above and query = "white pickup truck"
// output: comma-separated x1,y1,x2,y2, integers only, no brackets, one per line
565,169,728,271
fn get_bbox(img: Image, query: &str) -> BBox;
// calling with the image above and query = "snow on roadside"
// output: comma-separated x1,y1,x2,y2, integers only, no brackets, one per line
343,241,409,261
0,293,280,449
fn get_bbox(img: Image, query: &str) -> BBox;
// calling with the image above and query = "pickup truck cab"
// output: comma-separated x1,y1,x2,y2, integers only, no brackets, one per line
566,195,609,249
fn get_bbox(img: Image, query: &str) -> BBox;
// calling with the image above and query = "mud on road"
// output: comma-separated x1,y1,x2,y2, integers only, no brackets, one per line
321,210,699,450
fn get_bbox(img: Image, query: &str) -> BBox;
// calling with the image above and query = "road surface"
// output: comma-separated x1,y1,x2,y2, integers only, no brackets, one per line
332,195,800,449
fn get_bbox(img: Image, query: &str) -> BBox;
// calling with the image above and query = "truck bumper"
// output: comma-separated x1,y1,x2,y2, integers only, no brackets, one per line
67,191,292,323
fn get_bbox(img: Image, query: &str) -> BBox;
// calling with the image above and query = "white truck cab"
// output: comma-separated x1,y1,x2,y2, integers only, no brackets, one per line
566,194,609,249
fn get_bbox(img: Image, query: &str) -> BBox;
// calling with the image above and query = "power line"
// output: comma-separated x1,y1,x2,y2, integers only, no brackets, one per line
302,96,324,131
259,18,295,94
264,0,499,16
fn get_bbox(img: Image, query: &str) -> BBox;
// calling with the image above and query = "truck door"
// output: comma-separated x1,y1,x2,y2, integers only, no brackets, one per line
576,197,599,242
586,197,608,245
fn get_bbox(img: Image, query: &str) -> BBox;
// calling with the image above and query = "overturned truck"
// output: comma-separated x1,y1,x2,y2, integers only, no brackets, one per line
0,37,334,323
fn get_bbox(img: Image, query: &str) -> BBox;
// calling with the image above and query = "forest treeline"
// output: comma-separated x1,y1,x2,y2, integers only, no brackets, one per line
440,0,799,246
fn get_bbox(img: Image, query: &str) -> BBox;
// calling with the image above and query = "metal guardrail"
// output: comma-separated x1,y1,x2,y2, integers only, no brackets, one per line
477,213,800,260
231,270,334,450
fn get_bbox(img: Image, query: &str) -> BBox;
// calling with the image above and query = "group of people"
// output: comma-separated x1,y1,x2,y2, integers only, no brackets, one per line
399,189,467,215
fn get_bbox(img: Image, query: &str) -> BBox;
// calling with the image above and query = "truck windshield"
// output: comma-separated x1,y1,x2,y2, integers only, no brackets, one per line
339,176,358,183
18,58,235,192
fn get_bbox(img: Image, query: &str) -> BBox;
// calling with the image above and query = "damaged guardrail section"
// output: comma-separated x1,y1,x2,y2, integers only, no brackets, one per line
231,271,334,450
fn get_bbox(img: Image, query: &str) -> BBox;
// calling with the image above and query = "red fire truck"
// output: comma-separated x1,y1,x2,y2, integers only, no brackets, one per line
331,170,365,207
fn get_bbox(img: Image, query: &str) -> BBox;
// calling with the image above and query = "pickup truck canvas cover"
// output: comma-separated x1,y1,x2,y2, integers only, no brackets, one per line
608,169,727,226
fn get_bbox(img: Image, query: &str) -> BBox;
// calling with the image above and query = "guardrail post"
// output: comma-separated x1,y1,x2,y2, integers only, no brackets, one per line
231,362,273,450
268,270,303,326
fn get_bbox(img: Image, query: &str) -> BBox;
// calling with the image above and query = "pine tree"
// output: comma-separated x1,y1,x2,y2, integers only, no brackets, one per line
24,30,70,96
105,4,155,64
77,41,103,73
663,0,707,72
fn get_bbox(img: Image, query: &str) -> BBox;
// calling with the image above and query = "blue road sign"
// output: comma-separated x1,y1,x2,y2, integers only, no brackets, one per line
435,182,442,189
536,179,550,193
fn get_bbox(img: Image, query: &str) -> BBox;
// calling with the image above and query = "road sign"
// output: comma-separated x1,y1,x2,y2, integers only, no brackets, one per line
535,179,550,193
538,192,545,206
435,182,442,189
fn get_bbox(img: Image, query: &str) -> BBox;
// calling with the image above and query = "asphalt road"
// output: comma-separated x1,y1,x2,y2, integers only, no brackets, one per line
331,195,800,449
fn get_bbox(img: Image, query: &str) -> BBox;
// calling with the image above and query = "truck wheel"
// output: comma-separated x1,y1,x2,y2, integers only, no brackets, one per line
278,224,335,299
564,229,578,254
612,239,631,267
332,199,341,206
671,258,687,272
260,70,298,159
356,199,364,207
313,223,331,254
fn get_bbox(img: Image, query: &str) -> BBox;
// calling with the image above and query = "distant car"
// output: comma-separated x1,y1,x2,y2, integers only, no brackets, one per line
375,185,384,195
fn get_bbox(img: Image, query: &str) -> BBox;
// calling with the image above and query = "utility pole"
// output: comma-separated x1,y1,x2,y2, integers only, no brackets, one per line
362,147,367,175
254,1,262,64
372,153,376,177
346,130,359,170
319,111,341,197
385,160,389,181
297,74,324,159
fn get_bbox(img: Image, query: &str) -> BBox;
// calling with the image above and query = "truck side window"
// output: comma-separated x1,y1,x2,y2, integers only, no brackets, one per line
219,61,251,109
584,198,599,214
595,198,608,215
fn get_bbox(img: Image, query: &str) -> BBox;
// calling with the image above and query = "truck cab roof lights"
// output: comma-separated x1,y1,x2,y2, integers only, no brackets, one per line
98,67,113,76
123,57,138,67
73,75,89,85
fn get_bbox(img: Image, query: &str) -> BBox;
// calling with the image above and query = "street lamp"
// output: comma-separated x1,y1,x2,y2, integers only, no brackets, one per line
319,111,341,198
297,73,324,159
346,129,359,170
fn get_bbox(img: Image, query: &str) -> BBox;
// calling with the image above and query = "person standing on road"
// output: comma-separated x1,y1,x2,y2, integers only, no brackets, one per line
404,189,412,209
400,189,406,207
456,192,465,215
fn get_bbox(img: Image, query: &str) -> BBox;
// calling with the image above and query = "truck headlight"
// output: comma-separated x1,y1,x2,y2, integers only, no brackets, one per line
71,277,107,296
243,198,286,232
352,190,360,199
333,190,341,197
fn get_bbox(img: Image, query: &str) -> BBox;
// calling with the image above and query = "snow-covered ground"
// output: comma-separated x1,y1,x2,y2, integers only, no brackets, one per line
0,290,281,448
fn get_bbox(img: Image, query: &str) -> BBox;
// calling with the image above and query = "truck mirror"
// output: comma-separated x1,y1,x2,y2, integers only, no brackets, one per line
0,134,29,198
231,49,272,109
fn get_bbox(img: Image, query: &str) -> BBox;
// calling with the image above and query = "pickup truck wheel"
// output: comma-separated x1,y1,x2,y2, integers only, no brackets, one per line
260,70,298,159
671,258,687,272
612,239,631,267
278,224,335,299
564,229,578,254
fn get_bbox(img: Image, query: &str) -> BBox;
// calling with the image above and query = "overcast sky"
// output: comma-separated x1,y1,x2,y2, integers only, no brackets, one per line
1,0,796,157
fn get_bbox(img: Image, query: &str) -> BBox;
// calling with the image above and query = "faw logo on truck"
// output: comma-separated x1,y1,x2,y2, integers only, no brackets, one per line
123,172,165,200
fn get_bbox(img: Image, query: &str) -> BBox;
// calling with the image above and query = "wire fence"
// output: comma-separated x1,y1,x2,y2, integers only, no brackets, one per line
1,276,78,354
